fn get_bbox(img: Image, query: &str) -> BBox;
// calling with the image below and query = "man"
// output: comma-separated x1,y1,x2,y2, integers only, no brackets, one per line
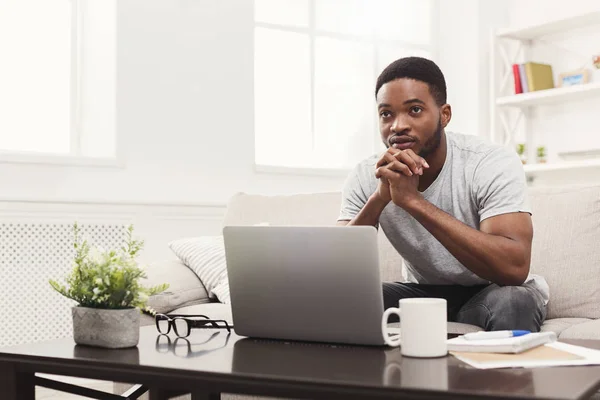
337,57,548,332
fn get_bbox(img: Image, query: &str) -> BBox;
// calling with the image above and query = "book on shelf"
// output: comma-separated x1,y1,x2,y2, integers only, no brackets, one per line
512,62,555,94
512,64,522,94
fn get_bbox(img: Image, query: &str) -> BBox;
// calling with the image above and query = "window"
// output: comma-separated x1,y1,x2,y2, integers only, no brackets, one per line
254,0,436,171
0,0,116,162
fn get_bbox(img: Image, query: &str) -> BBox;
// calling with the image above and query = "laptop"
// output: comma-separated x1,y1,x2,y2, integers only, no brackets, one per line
222,225,386,346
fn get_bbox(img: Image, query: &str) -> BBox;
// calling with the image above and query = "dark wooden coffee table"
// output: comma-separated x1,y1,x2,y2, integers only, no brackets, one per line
1,326,599,400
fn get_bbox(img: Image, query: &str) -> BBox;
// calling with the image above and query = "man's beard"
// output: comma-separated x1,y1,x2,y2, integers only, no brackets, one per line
418,117,443,159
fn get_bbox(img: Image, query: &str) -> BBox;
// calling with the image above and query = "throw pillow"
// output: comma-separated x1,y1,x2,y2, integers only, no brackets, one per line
144,259,211,314
168,236,230,304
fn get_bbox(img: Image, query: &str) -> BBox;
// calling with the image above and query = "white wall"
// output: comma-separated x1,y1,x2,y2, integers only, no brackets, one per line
437,0,508,137
507,0,599,26
4,0,597,208
0,0,345,206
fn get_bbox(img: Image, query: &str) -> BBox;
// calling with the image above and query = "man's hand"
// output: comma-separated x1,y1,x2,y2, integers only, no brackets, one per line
374,149,429,207
376,165,422,208
376,148,429,177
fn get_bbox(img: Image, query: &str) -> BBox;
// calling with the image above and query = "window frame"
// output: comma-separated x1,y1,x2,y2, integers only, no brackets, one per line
253,0,439,175
0,0,122,168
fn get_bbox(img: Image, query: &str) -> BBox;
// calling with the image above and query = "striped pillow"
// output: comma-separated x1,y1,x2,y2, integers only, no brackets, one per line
168,236,230,304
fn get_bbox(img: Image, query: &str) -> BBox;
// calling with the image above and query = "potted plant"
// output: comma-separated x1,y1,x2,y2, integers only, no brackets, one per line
50,223,168,348
516,143,527,164
536,146,547,164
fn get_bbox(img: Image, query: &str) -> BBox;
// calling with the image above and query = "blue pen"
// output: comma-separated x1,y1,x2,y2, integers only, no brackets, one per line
463,330,531,341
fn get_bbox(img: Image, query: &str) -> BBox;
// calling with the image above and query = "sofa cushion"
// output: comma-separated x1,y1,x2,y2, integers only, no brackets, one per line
144,259,210,314
447,322,481,334
223,192,404,282
173,303,234,324
528,185,600,319
559,319,600,340
169,236,230,304
223,192,342,227
540,318,591,336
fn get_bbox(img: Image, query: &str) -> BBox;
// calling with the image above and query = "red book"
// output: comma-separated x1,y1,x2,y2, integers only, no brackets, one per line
512,64,523,94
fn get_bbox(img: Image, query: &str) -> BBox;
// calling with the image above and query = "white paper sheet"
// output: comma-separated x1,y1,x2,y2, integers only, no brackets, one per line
451,342,600,369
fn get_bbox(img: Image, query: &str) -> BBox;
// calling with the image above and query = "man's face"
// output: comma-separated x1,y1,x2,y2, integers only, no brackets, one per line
376,78,443,158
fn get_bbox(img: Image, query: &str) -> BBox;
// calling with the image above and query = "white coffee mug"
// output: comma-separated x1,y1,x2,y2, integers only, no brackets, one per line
381,298,447,358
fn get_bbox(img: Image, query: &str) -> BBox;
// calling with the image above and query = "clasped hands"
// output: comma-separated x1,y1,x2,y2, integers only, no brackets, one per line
374,148,430,208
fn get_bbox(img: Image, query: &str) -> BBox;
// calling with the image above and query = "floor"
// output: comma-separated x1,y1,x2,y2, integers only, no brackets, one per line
35,375,116,400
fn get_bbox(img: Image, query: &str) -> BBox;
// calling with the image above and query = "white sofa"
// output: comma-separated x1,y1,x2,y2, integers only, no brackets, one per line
118,184,600,399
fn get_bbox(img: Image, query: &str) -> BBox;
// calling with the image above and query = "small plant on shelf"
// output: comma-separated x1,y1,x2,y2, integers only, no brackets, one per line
516,143,527,164
536,146,547,164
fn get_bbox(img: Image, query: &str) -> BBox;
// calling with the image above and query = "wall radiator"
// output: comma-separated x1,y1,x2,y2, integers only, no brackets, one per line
0,222,126,347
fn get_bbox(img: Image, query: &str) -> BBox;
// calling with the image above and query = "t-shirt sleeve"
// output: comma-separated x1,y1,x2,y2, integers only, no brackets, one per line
473,146,532,222
338,163,371,222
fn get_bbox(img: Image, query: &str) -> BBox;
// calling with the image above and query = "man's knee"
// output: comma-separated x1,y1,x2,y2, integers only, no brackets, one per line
382,282,411,311
486,286,546,331
382,282,425,322
458,285,546,332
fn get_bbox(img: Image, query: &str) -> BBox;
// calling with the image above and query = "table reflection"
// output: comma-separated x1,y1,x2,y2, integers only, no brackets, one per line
155,332,231,358
447,362,534,395
232,338,392,383
73,344,140,364
384,356,450,390
230,338,537,396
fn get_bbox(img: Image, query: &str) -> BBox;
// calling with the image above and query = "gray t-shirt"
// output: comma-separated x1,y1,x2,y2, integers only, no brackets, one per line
338,132,549,303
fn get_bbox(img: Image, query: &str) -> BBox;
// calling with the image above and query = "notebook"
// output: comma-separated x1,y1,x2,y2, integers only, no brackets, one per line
447,332,557,354
450,341,600,370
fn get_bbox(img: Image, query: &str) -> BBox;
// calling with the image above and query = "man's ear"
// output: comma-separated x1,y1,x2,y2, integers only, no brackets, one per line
440,104,452,128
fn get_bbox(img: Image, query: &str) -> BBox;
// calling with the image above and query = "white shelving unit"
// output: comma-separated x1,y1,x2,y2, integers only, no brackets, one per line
490,11,600,175
496,10,600,40
523,158,600,173
496,81,600,108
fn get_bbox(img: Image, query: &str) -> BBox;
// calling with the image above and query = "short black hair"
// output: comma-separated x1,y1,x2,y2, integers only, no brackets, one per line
375,57,447,106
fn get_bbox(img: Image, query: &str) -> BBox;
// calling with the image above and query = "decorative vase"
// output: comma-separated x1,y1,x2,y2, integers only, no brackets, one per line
72,306,140,349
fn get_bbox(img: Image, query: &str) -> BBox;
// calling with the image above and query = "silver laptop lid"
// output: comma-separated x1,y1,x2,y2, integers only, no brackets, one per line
223,226,384,346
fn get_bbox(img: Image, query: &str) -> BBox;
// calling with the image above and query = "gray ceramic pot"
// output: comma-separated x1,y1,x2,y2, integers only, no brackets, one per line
72,306,140,348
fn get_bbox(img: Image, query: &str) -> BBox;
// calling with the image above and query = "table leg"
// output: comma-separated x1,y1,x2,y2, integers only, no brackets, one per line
191,392,220,400
148,388,170,400
0,361,35,400
148,388,220,400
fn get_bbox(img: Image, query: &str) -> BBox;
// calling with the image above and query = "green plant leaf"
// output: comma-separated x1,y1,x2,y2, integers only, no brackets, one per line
49,223,169,309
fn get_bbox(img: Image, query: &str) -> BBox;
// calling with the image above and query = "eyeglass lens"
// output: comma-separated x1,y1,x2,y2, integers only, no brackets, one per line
174,318,190,337
157,318,170,334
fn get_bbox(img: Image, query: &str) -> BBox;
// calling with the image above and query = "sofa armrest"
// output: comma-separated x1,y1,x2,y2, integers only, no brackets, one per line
143,258,211,314
559,318,600,340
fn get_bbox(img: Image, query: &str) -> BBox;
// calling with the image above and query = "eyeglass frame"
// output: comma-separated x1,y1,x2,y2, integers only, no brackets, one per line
155,313,232,337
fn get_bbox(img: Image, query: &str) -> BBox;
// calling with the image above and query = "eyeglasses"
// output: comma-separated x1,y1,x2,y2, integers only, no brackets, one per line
155,314,232,338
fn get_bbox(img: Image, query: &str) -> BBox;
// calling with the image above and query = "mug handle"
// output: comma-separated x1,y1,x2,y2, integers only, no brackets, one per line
381,307,401,347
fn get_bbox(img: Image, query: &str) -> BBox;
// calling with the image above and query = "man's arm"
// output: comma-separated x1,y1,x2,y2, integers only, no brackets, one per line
404,199,532,285
338,149,428,227
376,163,532,286
337,193,389,227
